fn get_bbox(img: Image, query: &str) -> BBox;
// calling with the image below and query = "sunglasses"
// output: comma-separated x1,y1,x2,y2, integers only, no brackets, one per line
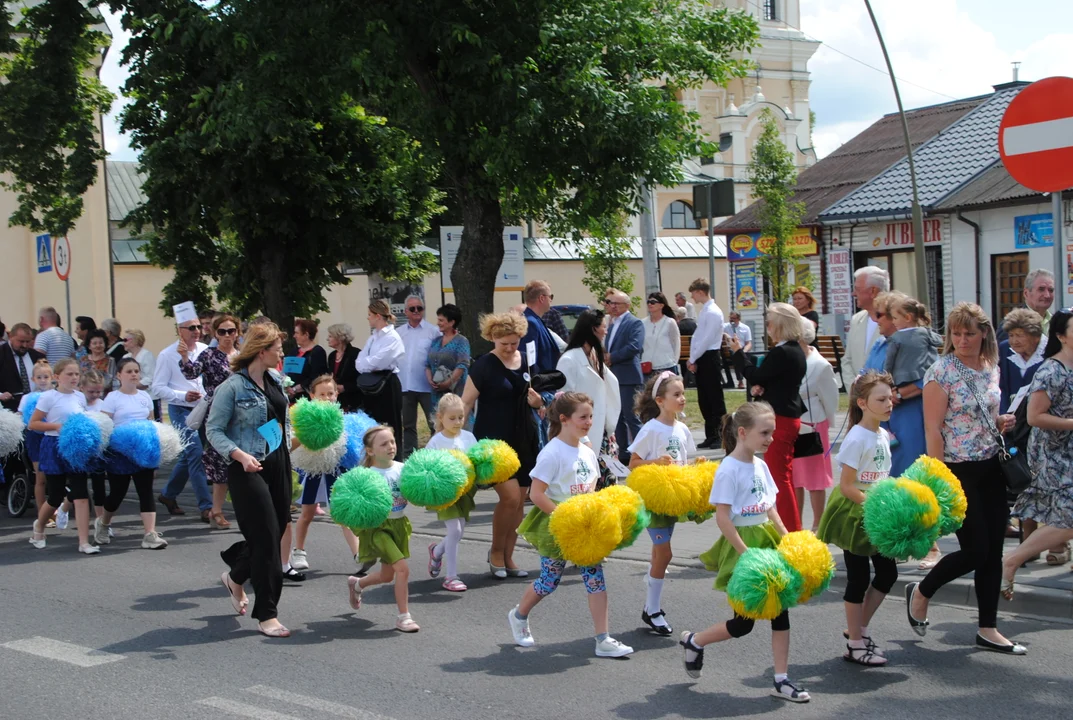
646,299,660,305
544,294,555,300
122,337,134,342
217,327,238,336
181,324,203,332
603,299,624,306
407,306,424,313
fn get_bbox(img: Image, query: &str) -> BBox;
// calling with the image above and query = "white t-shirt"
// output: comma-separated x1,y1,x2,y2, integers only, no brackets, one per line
530,437,600,503
34,389,87,436
628,418,697,465
372,462,407,519
101,390,154,427
709,455,778,527
836,425,891,491
425,430,477,452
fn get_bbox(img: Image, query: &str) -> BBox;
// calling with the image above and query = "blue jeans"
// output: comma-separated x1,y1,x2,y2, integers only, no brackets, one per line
161,404,212,511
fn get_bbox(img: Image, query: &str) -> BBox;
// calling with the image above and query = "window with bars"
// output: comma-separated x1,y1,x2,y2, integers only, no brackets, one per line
662,200,699,230
763,0,777,21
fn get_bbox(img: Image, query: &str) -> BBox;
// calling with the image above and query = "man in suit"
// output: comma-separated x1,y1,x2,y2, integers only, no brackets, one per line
843,266,890,388
520,280,561,374
603,288,644,463
0,323,45,411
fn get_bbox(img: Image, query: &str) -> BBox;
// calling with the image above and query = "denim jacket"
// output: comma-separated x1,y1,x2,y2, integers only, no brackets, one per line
205,368,289,462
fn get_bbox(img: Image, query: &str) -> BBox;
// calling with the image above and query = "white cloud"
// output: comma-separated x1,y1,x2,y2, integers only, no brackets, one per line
99,8,137,161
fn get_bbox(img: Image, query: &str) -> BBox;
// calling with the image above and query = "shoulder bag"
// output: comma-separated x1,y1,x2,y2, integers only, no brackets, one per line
184,395,210,430
356,370,391,396
793,369,824,458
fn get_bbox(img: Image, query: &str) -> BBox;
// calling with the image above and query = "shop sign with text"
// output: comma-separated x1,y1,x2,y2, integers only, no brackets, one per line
728,229,817,261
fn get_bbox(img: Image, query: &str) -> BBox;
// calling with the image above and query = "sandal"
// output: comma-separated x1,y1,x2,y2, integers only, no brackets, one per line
842,630,884,656
442,577,467,592
257,622,290,638
1045,544,1070,566
347,576,363,610
1001,576,1015,602
428,543,442,578
210,512,231,530
843,643,887,666
918,549,942,570
222,572,247,615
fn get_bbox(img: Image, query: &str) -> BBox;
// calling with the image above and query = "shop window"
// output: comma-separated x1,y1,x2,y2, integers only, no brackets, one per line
662,200,698,230
992,252,1029,324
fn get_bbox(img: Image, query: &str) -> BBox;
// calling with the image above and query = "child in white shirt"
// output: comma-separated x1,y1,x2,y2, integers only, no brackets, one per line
425,393,478,592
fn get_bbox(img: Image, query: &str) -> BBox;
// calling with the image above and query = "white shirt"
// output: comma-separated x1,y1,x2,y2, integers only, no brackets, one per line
86,398,103,411
397,320,441,393
426,430,477,452
101,389,154,427
799,349,839,427
723,321,752,347
628,418,697,465
356,326,404,375
709,455,778,527
372,462,407,519
683,301,697,319
530,437,600,503
11,348,34,388
690,298,726,363
129,348,156,390
151,340,207,407
1005,340,1045,377
35,389,87,436
837,425,891,491
641,316,681,371
865,317,879,351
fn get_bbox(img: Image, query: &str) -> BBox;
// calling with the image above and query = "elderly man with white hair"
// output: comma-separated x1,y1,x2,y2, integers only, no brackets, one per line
398,294,441,457
996,268,1055,344
843,266,890,387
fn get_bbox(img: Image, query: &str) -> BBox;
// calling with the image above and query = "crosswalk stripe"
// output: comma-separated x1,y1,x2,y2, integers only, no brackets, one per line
245,685,393,719
196,697,302,720
0,637,126,667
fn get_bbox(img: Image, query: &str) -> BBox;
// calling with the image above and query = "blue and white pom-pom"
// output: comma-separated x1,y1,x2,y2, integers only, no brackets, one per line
154,422,188,466
0,409,25,458
20,391,42,425
58,412,114,471
292,435,348,476
109,420,162,469
339,411,378,470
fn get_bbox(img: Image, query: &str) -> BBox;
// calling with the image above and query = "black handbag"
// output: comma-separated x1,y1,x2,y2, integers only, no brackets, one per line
793,373,824,458
356,370,390,396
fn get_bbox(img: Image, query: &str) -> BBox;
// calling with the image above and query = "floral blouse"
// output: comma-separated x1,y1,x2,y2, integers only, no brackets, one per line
426,333,471,396
179,346,233,402
924,355,1001,463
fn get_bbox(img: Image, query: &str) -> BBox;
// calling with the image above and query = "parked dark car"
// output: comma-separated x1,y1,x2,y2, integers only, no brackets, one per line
551,304,592,334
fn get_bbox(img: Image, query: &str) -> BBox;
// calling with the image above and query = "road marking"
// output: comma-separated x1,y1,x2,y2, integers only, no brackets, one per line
0,637,126,667
196,697,302,720
245,685,393,719
1003,116,1073,156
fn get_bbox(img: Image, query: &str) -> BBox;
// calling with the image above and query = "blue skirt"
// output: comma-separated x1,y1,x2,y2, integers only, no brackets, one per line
38,435,77,476
25,430,44,463
105,450,144,476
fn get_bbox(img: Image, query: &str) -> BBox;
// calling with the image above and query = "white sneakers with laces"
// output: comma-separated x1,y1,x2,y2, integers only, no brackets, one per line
508,606,535,647
595,636,634,658
93,518,111,545
289,548,309,570
141,531,168,549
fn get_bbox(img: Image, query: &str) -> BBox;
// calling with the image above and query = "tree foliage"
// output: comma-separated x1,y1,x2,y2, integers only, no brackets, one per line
578,213,637,309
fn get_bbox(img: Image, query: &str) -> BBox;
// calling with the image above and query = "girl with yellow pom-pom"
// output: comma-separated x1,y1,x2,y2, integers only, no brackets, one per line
424,393,478,592
681,402,810,703
816,371,897,666
508,392,634,658
627,370,696,636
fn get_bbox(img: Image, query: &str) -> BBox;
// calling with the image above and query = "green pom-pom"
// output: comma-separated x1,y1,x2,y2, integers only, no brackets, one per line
399,449,469,508
620,506,651,550
902,456,967,536
726,548,803,620
329,467,392,531
290,398,344,451
467,439,520,486
862,478,942,560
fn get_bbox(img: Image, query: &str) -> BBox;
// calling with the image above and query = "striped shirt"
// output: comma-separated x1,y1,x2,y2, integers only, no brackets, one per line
33,327,76,364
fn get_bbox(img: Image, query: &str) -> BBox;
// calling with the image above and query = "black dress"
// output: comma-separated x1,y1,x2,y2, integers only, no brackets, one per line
469,352,536,487
329,345,361,412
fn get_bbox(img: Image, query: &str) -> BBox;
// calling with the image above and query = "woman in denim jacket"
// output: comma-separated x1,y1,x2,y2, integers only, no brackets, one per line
206,322,293,637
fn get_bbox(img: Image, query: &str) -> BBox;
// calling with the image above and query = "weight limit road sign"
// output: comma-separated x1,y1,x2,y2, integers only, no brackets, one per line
999,76,1073,193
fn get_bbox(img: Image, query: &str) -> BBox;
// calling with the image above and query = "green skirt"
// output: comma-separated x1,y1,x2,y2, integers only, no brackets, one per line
648,513,679,530
699,522,781,592
816,487,875,557
436,487,477,522
518,507,561,560
357,516,412,565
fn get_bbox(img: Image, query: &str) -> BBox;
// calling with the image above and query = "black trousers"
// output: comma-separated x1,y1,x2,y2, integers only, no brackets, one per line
694,350,727,442
104,470,156,513
361,373,403,461
842,550,898,603
726,610,790,637
222,450,291,622
918,456,1008,628
46,473,87,507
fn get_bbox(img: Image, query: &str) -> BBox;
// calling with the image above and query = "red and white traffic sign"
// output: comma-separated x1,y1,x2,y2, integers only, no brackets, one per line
998,76,1073,193
54,235,71,281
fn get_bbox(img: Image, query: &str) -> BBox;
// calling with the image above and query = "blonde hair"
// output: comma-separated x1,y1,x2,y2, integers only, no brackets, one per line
369,299,396,325
32,359,53,375
52,358,79,377
125,328,146,346
433,393,465,432
479,312,528,342
548,392,593,439
942,302,999,367
524,280,551,303
79,369,105,388
849,370,894,428
890,295,931,327
231,322,285,372
361,425,395,467
766,302,804,343
720,401,775,454
791,286,816,311
635,371,683,422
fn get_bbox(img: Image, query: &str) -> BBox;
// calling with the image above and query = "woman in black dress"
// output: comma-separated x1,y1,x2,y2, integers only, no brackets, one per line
462,312,543,579
326,323,361,412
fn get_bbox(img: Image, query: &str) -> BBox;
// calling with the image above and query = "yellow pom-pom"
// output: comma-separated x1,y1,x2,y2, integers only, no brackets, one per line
467,439,521,487
908,455,967,525
549,493,622,566
598,485,645,539
685,460,718,517
626,464,698,517
778,530,835,603
897,478,941,528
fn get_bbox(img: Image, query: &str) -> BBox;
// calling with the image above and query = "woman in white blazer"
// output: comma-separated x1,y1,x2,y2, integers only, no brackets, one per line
556,309,621,488
792,319,840,531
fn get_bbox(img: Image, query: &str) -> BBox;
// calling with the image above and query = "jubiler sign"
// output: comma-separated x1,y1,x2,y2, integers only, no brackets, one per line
871,219,943,248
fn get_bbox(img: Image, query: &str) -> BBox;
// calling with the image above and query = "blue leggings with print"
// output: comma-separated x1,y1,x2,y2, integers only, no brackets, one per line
533,556,606,596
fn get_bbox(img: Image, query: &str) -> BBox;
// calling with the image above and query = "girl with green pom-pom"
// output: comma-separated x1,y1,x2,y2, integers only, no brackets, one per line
346,425,418,632
816,371,897,666
425,393,478,592
683,402,810,703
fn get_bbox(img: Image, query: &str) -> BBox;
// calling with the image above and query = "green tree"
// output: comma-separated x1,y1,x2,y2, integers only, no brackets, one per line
749,108,805,303
578,213,637,309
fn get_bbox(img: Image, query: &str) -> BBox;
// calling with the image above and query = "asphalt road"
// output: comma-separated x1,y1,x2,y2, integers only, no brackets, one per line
2,498,1071,720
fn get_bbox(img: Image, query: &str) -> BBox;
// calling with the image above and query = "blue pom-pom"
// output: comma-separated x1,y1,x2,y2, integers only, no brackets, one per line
21,391,41,425
58,413,105,472
339,411,378,470
109,420,162,469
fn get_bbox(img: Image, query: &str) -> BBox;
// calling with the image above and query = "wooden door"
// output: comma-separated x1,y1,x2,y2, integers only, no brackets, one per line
992,252,1029,323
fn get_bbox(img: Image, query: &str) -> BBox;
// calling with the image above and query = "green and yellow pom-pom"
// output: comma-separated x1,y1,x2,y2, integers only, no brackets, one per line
399,449,469,509
598,485,650,550
778,530,835,603
903,456,967,535
329,467,393,531
626,464,699,517
447,449,476,494
862,477,942,560
290,398,344,451
726,548,803,620
684,460,718,523
467,439,521,487
549,492,622,566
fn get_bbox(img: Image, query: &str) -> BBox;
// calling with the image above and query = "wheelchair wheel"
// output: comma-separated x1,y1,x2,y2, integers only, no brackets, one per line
6,467,30,517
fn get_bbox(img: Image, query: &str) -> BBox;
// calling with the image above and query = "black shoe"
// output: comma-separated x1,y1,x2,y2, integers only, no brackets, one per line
283,567,306,582
904,582,929,637
679,631,704,679
975,633,1026,655
642,609,674,636
697,439,714,449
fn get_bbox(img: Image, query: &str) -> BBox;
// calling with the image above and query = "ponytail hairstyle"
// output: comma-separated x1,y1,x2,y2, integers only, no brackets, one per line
635,370,683,422
79,368,105,388
848,370,895,429
360,425,396,467
892,295,932,327
720,401,775,454
433,392,465,432
547,391,593,440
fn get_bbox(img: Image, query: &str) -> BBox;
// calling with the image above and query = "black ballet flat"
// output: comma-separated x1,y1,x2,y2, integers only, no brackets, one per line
904,582,929,637
975,634,1026,655
283,567,306,582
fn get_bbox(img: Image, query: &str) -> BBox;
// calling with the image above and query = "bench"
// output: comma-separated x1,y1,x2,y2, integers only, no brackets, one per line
816,335,846,392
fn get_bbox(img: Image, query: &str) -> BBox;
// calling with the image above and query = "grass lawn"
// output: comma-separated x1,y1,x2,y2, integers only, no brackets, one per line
682,387,849,432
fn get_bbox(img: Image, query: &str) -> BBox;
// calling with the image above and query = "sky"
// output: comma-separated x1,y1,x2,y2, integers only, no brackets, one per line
98,1,1073,162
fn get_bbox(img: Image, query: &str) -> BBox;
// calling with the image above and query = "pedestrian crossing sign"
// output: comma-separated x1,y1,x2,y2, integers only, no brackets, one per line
36,234,52,273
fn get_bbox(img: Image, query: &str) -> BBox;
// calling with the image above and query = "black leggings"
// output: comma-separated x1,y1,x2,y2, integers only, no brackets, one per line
91,473,107,506
918,456,1008,628
726,610,790,638
843,550,898,604
104,470,156,513
46,473,87,507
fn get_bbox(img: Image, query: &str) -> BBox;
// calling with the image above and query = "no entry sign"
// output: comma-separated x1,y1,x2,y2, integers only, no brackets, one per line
999,77,1073,193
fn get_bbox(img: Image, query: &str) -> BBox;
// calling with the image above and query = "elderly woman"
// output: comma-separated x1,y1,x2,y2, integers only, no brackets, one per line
356,300,405,458
80,329,116,392
793,318,839,532
326,323,361,412
287,318,329,402
462,312,543,579
908,302,1024,654
641,291,681,381
123,329,157,419
998,308,1046,413
426,303,471,412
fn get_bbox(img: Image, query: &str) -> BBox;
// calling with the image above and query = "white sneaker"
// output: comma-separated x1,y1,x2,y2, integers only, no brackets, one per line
595,636,634,658
290,548,309,570
141,531,168,549
508,606,535,647
93,518,111,545
56,508,69,530
78,544,100,555
108,526,115,538
29,521,46,549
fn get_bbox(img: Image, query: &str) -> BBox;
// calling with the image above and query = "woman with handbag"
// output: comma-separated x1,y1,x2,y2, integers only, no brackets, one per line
180,313,240,529
907,302,1025,655
792,318,838,532
641,292,681,381
356,300,404,460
